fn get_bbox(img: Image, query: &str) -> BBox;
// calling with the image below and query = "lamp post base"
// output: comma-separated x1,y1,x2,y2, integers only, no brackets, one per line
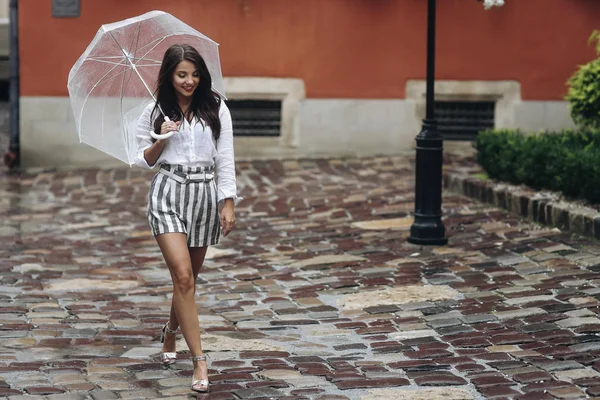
407,120,447,246
407,213,448,246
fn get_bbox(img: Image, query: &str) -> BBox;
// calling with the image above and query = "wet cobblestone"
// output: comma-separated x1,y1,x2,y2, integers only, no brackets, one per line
1,154,600,399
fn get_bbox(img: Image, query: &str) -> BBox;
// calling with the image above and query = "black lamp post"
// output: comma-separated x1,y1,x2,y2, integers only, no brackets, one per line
407,0,448,246
4,0,19,169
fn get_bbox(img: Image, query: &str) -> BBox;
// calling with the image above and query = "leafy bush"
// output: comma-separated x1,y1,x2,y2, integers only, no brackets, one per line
566,31,600,129
474,129,600,203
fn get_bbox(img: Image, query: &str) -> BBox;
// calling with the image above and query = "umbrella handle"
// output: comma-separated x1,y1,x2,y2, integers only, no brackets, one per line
150,130,176,140
149,116,176,140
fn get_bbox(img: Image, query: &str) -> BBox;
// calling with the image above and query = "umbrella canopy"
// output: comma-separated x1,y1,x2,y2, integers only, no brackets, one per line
67,10,226,165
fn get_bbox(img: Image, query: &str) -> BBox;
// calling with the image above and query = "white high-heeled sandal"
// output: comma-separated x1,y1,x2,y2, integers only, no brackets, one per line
159,321,178,365
191,355,209,393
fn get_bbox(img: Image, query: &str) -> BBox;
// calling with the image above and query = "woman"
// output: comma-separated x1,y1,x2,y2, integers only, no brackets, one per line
135,44,241,393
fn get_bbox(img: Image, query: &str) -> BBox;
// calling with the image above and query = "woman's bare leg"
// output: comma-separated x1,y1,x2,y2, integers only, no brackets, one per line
166,246,208,332
164,246,208,338
163,244,209,383
155,233,204,367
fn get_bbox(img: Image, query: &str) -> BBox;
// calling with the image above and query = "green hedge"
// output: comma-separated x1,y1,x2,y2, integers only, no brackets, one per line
474,129,600,204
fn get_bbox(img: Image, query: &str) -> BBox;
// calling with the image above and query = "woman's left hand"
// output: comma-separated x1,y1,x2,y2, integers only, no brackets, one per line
220,199,236,237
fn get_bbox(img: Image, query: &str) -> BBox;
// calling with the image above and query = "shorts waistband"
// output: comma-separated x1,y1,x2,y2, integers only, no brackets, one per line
160,164,215,174
159,164,215,184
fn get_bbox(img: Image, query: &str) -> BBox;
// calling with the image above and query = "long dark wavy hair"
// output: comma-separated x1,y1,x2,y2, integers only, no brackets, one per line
152,44,222,139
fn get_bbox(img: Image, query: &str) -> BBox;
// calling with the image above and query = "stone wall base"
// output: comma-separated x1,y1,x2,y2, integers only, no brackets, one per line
444,172,600,240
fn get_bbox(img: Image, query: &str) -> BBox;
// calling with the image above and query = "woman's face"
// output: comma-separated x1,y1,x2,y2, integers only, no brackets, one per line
172,60,199,99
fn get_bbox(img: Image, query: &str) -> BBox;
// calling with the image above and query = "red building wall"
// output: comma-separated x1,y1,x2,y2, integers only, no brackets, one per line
19,0,600,100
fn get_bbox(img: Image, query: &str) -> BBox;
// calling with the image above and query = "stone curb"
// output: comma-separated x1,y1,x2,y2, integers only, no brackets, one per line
443,171,600,239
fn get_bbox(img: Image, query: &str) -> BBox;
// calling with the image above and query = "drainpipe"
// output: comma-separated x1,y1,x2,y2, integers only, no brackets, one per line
4,0,18,168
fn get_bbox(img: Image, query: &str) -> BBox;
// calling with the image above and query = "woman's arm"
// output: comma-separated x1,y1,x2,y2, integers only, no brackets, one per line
142,140,167,167
135,104,160,169
215,101,242,236
135,105,179,168
215,102,242,205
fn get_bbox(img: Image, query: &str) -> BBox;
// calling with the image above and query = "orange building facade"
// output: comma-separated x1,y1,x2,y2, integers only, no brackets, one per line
18,0,600,167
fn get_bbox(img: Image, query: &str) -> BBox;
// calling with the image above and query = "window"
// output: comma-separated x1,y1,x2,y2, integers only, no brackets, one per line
435,100,495,140
227,99,282,137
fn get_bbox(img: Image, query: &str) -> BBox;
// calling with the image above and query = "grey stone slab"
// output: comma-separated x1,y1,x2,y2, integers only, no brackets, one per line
424,311,463,321
427,275,462,285
309,311,339,319
364,371,407,379
0,286,24,295
565,252,593,261
556,317,600,328
435,325,475,335
0,331,29,338
396,323,429,331
543,244,575,253
494,308,546,320
569,342,600,352
46,394,88,400
533,361,584,372
504,295,555,305
135,370,172,380
463,291,498,299
360,267,397,276
9,396,46,400
119,390,161,399
530,253,561,262
117,295,165,303
400,302,435,311
120,347,158,359
233,387,286,398
515,265,549,275
460,314,496,324
497,256,529,266
62,328,98,338
427,318,463,328
564,309,597,318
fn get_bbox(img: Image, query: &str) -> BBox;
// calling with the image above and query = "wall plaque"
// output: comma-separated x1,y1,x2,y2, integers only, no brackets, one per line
52,0,80,18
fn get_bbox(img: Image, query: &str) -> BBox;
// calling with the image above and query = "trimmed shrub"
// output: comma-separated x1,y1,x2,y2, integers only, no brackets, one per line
566,31,600,129
474,129,600,203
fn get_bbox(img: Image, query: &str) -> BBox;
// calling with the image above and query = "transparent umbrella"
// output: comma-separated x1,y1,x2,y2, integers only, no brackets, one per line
67,10,226,165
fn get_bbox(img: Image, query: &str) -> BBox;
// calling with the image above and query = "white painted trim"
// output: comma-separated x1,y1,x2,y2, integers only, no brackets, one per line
224,77,305,148
405,80,522,130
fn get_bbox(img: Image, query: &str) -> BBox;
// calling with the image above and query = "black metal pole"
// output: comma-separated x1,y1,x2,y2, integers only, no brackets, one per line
4,0,19,169
407,0,447,246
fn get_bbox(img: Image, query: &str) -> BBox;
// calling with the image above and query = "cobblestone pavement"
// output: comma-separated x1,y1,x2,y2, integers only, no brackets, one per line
1,155,600,400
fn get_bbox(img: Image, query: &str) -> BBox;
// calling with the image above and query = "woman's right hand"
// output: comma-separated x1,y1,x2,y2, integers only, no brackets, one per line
161,120,181,135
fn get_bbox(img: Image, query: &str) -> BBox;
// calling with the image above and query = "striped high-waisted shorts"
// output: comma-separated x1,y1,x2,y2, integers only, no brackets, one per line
147,164,221,247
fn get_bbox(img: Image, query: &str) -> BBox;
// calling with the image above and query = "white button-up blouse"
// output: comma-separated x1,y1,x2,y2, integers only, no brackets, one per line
135,101,241,205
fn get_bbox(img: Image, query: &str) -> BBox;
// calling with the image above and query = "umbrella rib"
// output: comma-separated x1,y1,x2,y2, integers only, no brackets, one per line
131,58,162,64
119,61,133,164
131,35,166,56
136,36,168,64
87,58,127,66
127,20,143,58
87,56,126,59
